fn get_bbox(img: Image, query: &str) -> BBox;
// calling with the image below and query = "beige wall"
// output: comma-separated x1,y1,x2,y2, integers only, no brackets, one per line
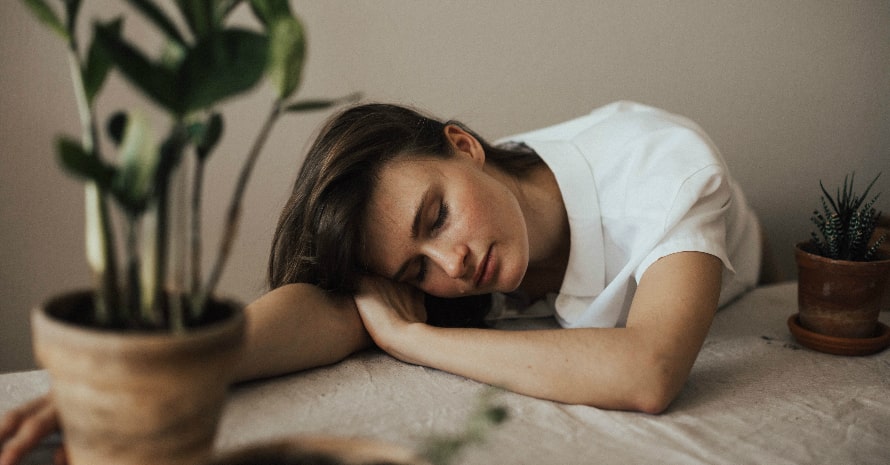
1,0,888,373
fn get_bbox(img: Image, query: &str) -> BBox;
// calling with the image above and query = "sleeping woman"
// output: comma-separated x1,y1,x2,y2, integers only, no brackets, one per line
0,101,767,465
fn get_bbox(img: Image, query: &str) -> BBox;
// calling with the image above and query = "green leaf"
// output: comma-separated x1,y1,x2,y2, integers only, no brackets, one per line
56,137,115,187
152,128,188,194
22,0,70,40
83,18,121,104
268,15,305,99
174,0,215,39
285,93,362,113
94,21,179,113
188,113,224,160
126,0,186,45
112,111,158,214
106,111,127,146
248,0,292,26
64,0,82,36
159,40,187,71
177,29,268,113
213,0,243,24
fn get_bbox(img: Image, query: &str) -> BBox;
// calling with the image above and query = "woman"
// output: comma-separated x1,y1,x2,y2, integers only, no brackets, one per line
0,101,764,465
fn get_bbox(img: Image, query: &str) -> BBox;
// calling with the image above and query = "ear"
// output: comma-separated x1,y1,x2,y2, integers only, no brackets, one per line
444,124,485,166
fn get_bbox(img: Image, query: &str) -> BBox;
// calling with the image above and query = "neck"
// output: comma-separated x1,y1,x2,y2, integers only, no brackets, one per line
488,163,570,299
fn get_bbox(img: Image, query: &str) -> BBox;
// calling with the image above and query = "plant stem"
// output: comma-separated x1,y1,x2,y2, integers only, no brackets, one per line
191,157,206,299
170,162,189,333
67,36,120,326
196,99,283,316
125,214,141,326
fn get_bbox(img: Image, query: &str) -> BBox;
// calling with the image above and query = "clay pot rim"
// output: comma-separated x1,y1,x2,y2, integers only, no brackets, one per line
795,241,890,268
32,289,245,354
787,314,890,356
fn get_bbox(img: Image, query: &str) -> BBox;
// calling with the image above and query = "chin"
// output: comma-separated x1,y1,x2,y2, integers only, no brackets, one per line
500,263,528,293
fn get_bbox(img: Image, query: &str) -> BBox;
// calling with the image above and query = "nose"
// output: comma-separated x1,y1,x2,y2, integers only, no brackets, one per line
424,240,470,280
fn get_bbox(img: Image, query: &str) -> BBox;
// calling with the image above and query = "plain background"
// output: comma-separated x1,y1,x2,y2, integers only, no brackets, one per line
1,1,888,373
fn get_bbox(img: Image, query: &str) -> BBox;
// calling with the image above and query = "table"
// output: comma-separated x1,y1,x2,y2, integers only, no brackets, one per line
3,283,889,464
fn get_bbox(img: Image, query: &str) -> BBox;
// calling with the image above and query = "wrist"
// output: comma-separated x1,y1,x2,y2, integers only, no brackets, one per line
380,321,431,366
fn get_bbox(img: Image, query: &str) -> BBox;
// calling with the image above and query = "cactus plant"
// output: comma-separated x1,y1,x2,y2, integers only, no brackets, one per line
809,172,886,261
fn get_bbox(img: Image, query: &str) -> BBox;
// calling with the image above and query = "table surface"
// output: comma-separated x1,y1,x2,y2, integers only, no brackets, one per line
3,282,889,465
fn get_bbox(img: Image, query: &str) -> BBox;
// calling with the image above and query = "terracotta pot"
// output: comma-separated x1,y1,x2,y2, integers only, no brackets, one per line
32,290,245,465
795,242,890,338
210,436,431,465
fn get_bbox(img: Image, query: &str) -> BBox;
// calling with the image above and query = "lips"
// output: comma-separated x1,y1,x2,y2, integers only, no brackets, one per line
474,245,495,289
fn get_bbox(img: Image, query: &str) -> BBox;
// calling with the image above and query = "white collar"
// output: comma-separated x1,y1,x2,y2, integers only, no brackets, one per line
519,139,605,299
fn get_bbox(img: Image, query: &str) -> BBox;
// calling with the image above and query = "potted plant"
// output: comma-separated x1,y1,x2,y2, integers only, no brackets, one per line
790,172,890,355
23,1,353,464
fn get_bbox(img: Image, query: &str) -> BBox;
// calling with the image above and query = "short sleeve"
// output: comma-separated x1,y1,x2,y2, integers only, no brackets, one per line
634,164,735,283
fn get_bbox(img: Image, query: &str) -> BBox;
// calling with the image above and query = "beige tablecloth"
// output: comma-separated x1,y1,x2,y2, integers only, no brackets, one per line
3,282,889,464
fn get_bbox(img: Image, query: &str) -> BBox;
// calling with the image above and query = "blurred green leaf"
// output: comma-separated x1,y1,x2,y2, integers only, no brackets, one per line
268,15,305,99
213,0,242,24
64,0,82,36
106,111,127,146
177,29,268,113
159,40,186,71
174,0,214,39
126,0,186,45
188,113,224,160
112,111,157,214
248,0,292,26
152,128,188,195
22,0,70,40
83,18,121,104
94,21,179,113
56,136,115,187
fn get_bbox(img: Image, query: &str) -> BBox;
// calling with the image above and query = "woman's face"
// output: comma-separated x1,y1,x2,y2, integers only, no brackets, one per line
363,150,530,298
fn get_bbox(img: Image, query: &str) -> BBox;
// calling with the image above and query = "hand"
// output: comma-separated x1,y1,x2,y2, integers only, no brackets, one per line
0,394,66,465
353,275,427,362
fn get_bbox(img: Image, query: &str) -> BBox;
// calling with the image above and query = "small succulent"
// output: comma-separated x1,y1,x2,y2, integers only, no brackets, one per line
809,172,886,261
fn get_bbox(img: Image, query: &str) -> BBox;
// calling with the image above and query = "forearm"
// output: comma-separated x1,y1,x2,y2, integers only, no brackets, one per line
355,253,720,413
389,324,679,412
234,283,372,383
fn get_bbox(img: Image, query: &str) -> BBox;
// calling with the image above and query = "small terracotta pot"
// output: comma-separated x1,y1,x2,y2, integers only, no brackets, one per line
32,290,245,465
795,242,890,338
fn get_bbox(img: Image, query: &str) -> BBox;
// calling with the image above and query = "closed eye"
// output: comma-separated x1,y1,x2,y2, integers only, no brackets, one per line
432,201,448,231
416,201,448,283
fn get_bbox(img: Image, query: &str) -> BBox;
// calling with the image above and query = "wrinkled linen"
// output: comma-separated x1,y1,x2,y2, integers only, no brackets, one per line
2,282,888,465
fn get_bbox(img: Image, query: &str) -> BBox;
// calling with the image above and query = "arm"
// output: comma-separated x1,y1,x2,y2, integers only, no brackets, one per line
356,251,723,413
235,282,372,382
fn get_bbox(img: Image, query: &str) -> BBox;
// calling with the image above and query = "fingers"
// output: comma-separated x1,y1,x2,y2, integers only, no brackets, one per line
0,395,60,465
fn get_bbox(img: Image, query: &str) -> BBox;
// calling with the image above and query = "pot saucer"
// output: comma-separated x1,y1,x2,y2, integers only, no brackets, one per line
787,314,890,356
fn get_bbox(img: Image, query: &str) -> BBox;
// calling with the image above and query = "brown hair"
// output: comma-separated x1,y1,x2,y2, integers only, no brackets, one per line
268,103,542,295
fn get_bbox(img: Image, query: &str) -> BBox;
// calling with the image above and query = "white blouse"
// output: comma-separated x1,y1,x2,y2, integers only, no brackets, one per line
492,101,761,328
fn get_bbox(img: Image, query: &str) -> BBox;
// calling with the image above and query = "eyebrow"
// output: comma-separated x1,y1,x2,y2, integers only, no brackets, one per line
391,188,430,282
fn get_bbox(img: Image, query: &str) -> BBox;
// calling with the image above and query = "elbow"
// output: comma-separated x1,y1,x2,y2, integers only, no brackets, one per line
628,385,675,415
623,359,688,415
574,369,682,414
